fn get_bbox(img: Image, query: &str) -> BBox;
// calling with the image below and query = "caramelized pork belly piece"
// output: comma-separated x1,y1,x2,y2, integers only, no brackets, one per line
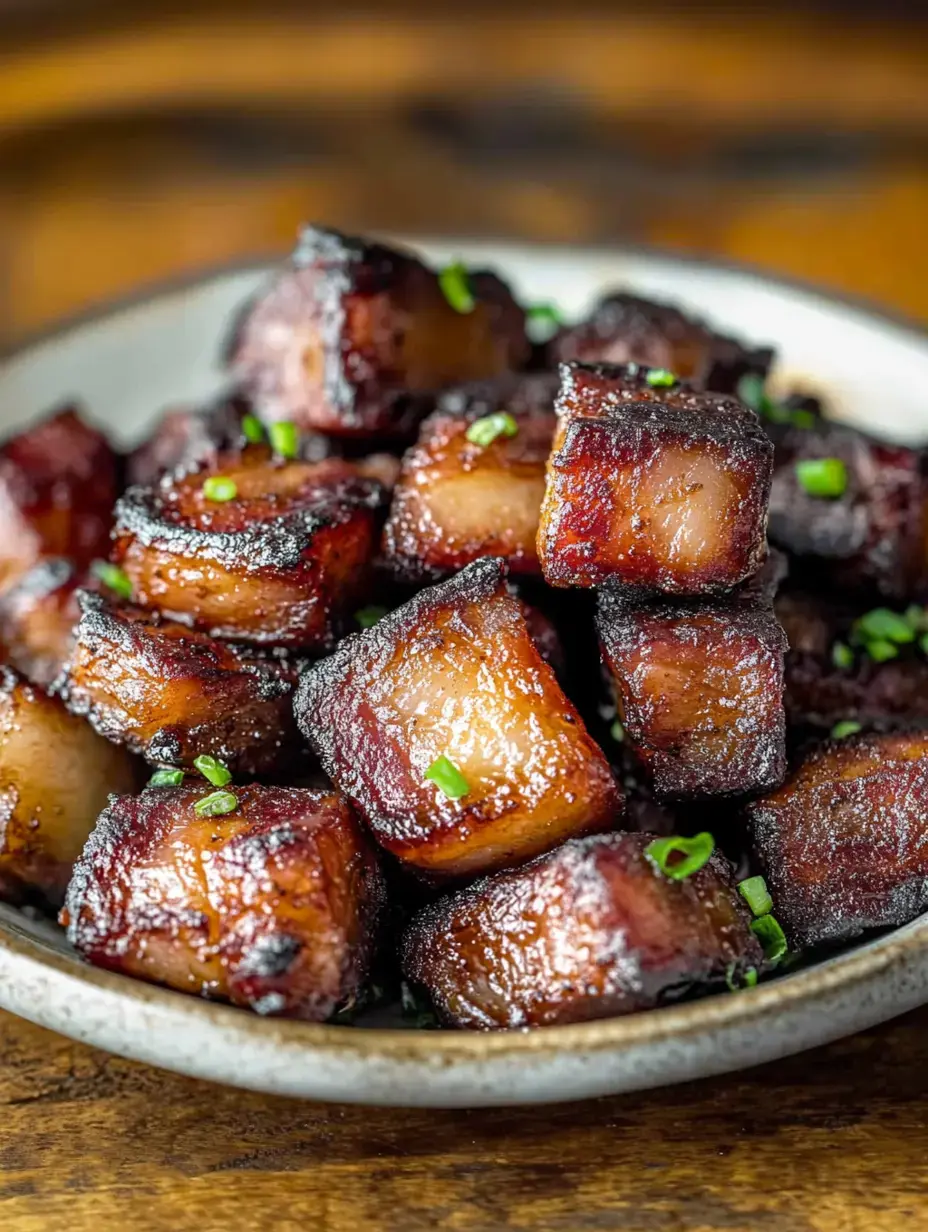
382,374,557,581
295,558,621,877
0,405,119,588
63,786,385,1019
113,448,386,648
551,293,773,395
0,558,89,688
0,668,138,907
226,225,530,439
538,363,772,594
402,831,762,1029
747,731,928,947
56,591,304,775
126,393,250,487
768,420,928,601
597,587,787,798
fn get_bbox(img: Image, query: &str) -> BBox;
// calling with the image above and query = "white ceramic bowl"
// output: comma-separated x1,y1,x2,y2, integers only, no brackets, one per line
1,240,927,1108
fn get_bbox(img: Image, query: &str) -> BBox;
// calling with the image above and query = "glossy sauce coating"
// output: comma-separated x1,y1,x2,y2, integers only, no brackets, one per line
0,558,90,688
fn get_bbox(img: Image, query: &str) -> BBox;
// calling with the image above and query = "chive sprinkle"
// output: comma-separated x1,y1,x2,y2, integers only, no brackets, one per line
149,768,184,787
438,261,475,314
725,963,759,992
424,755,469,800
355,605,388,629
645,368,677,388
866,638,899,663
738,875,773,918
202,476,237,502
610,718,625,742
193,754,232,787
193,790,238,818
831,641,854,670
751,914,788,964
465,411,519,448
831,720,862,740
91,560,133,601
736,373,768,412
905,605,928,633
645,832,714,881
242,414,265,444
795,457,847,498
525,302,562,344
854,608,915,645
268,421,299,459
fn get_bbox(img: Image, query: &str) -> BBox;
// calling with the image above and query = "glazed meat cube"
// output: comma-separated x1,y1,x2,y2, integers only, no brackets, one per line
382,373,557,581
0,558,87,688
55,591,304,775
226,225,530,439
538,363,773,593
551,292,773,394
63,786,385,1020
747,731,928,946
0,667,138,907
0,404,118,588
597,587,787,798
113,449,386,648
402,831,763,1029
294,557,621,877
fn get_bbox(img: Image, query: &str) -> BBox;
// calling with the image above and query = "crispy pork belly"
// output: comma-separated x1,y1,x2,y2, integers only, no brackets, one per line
538,363,773,594
294,558,621,877
63,786,385,1019
747,731,928,946
382,374,557,581
0,405,118,588
551,293,773,393
402,831,762,1028
112,449,386,648
55,591,304,774
226,226,530,439
597,587,787,798
0,558,88,688
0,667,138,907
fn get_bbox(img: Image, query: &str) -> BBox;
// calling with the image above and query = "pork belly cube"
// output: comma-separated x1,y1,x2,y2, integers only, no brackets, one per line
747,732,928,947
113,450,386,649
63,786,385,1019
597,588,787,798
55,591,304,775
226,225,530,439
0,558,89,688
294,557,621,877
382,373,558,581
0,404,119,588
538,363,773,594
551,292,773,394
402,831,762,1028
0,667,138,907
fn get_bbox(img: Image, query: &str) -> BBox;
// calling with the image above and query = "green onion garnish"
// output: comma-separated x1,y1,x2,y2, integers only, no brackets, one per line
424,755,469,800
268,421,299,459
610,718,625,742
242,414,265,444
795,458,847,498
193,790,239,818
866,639,899,663
193,754,232,787
646,368,677,388
355,605,388,629
831,720,862,740
202,476,237,502
149,768,184,787
905,605,928,633
91,560,133,601
831,641,854,669
854,608,915,645
645,832,714,881
438,261,475,314
738,875,773,918
737,373,768,411
465,412,519,448
751,914,788,964
725,963,759,992
525,302,562,343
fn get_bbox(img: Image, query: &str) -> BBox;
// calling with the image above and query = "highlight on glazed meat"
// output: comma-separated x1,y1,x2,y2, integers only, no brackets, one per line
0,667,138,907
112,448,386,648
402,831,764,1028
63,785,385,1019
0,557,88,688
382,373,557,581
537,363,773,593
747,732,928,947
295,557,622,877
55,590,304,775
226,226,530,438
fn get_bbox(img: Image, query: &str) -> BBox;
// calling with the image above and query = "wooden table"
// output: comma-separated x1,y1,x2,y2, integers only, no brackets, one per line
1,6,928,1229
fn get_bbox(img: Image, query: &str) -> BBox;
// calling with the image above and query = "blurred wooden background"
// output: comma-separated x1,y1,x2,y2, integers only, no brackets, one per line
0,1,926,344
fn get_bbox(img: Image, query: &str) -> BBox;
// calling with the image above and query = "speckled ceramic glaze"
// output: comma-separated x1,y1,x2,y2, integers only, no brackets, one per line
1,241,928,1107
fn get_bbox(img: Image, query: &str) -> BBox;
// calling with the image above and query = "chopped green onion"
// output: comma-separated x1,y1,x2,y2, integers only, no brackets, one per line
438,261,475,314
645,832,714,881
242,414,265,444
737,373,768,411
202,476,237,502
193,754,232,787
790,409,817,430
193,790,238,818
751,914,788,964
738,875,773,918
645,368,677,388
525,302,562,343
465,412,519,448
866,638,899,663
610,718,625,742
905,604,928,633
91,560,133,601
831,641,854,670
268,421,300,459
795,458,847,499
149,768,184,787
355,605,388,629
424,755,469,800
831,720,862,740
725,963,758,992
854,608,915,645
